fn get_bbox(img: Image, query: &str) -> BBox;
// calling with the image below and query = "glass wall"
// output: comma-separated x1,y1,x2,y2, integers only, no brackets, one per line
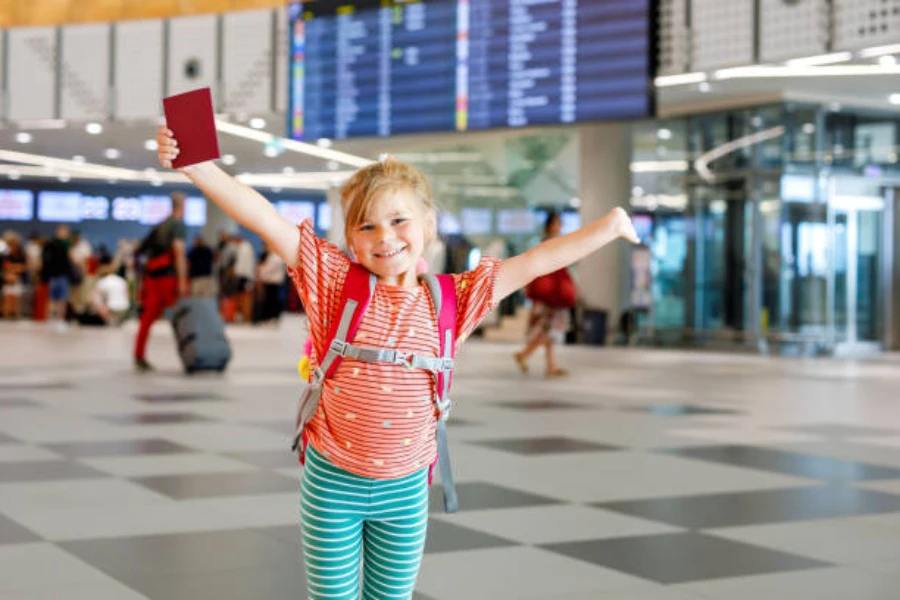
631,102,899,353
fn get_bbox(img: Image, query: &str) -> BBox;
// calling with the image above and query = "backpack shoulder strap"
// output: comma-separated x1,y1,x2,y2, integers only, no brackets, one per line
318,262,376,380
421,273,460,513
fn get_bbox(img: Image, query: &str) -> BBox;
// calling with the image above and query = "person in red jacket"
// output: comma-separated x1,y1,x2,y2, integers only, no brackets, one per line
134,192,188,371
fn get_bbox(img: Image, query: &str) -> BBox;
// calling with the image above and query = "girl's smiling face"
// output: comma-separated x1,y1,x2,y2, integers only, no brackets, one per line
348,186,433,288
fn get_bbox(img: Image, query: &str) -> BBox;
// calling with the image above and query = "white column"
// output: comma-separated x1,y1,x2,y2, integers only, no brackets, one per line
202,197,237,244
575,122,632,338
326,186,344,247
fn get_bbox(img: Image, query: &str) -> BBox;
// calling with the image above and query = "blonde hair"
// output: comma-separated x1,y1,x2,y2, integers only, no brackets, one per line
340,159,436,244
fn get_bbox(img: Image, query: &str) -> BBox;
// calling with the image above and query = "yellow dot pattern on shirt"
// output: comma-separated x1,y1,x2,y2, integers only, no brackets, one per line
345,413,356,420
345,441,352,449
408,329,416,337
403,438,411,446
352,368,360,376
460,280,469,289
381,386,393,393
406,409,414,417
373,459,384,466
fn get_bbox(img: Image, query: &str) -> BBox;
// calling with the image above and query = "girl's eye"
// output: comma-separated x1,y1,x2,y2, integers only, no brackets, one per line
392,218,408,226
359,224,374,232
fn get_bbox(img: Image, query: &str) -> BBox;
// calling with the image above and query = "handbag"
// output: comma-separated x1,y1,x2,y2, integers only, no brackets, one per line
525,268,576,308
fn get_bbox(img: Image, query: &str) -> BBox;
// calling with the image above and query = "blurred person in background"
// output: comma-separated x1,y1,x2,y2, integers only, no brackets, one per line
254,242,285,325
133,192,188,371
90,259,131,325
41,224,73,330
231,232,256,322
68,230,93,313
1,231,26,319
188,236,216,297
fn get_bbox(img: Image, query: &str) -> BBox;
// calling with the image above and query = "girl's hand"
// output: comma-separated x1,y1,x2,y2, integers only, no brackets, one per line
156,125,179,169
608,207,640,244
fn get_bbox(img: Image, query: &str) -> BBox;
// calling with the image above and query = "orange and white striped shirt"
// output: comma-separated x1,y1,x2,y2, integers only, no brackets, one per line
287,219,499,479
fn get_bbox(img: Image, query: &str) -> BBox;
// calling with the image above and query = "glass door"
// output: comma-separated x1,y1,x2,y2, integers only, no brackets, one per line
829,194,885,354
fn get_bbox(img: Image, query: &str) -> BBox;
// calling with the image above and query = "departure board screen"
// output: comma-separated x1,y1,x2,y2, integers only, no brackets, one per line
289,0,653,140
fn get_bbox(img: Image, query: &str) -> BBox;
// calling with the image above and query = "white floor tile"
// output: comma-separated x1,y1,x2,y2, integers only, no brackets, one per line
0,444,63,463
674,566,900,600
417,547,652,600
5,492,299,541
0,543,113,592
81,453,258,477
0,580,149,599
0,479,171,512
433,504,683,545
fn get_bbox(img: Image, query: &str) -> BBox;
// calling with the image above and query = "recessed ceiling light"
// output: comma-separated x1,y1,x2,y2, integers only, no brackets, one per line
86,122,103,135
698,81,711,93
802,123,815,134
282,166,295,175
104,148,121,160
656,128,672,140
151,179,163,187
58,174,71,183
317,138,333,148
879,55,897,66
272,186,283,193
144,139,158,151
72,155,86,163
15,132,32,144
222,154,237,166
249,118,266,129
264,146,279,158
327,160,340,170
890,94,900,105
9,171,21,180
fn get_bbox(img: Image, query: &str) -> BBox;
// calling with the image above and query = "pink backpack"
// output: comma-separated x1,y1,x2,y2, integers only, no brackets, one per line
292,262,460,512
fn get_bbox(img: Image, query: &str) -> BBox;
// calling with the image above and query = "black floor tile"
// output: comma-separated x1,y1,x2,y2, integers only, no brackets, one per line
0,514,41,544
227,450,299,469
492,400,597,411
424,519,518,554
467,436,621,456
661,445,900,481
99,412,215,425
0,383,71,391
0,398,42,408
542,532,830,584
45,439,198,457
134,393,223,403
61,529,301,581
429,482,562,513
131,471,298,499
0,460,108,483
597,485,900,528
624,404,740,416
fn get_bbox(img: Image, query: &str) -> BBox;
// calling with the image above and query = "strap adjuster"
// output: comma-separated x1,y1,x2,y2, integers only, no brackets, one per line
440,358,455,371
330,339,348,356
392,351,414,369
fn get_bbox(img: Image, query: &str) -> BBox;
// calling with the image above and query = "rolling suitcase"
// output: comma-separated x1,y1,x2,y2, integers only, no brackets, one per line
171,297,231,373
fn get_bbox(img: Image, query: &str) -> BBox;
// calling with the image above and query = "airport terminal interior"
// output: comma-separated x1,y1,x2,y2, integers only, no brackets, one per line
3,0,900,598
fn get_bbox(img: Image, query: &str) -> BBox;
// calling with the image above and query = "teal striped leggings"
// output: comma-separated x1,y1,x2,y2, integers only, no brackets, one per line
300,445,429,600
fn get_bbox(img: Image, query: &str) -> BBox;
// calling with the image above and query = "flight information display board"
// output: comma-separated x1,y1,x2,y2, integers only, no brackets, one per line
289,0,653,140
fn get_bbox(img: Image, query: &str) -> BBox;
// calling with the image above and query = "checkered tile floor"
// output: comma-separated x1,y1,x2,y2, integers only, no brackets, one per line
3,318,900,599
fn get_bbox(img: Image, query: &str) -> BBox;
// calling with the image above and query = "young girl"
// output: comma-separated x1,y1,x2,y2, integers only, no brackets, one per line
156,126,639,600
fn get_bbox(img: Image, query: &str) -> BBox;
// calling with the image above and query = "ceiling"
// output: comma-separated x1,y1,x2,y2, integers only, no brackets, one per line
0,0,285,28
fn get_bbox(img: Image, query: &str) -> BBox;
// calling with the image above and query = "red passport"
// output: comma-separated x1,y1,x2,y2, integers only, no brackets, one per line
163,87,221,169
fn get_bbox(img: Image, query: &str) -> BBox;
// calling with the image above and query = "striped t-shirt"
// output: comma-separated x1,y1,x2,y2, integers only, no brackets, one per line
287,219,499,479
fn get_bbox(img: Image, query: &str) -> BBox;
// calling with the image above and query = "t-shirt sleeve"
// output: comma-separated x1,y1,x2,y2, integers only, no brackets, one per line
172,220,187,242
452,257,501,348
286,219,350,356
